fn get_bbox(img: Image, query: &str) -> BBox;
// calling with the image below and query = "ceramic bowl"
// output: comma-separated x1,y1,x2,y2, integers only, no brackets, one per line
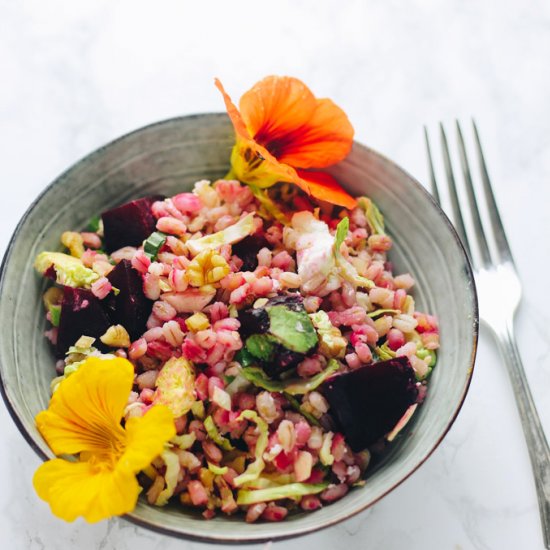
0,113,478,542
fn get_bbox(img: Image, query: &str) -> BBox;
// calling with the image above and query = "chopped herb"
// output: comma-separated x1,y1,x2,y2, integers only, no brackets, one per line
143,231,167,261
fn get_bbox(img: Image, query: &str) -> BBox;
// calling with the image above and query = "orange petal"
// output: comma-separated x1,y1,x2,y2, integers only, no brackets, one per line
214,78,250,140
294,170,357,209
239,76,353,169
239,76,317,150
277,98,354,168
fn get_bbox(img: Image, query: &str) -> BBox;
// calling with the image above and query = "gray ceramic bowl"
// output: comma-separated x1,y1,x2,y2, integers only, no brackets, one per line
0,113,477,542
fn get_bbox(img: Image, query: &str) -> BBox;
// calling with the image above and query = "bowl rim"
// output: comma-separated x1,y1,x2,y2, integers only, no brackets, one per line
0,112,478,543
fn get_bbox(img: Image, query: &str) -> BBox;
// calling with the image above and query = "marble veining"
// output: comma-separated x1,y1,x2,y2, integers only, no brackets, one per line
1,1,549,548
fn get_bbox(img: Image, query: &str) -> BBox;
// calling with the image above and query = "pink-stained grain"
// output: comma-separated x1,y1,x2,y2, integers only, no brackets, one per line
229,283,251,304
207,302,229,323
220,272,246,291
277,420,296,453
369,287,395,309
355,342,373,364
368,234,392,252
131,249,151,274
300,495,322,511
92,259,115,277
321,483,349,503
328,306,367,327
136,370,158,390
195,329,217,350
162,320,185,347
294,451,313,482
250,276,273,296
303,296,322,313
142,327,164,343
111,246,137,263
307,426,323,450
387,328,406,351
143,273,161,300
278,272,301,289
261,505,288,522
271,250,294,271
128,338,148,360
152,300,177,321
80,232,102,249
394,273,415,290
157,216,186,236
297,356,323,378
373,315,393,338
396,341,417,358
173,192,203,214
422,331,440,350
188,480,209,506
265,224,283,246
256,391,278,424
91,277,112,300
208,376,225,400
146,313,163,330
341,282,356,308
257,247,272,268
345,352,361,370
245,503,267,523
202,440,223,463
308,391,329,415
189,420,207,442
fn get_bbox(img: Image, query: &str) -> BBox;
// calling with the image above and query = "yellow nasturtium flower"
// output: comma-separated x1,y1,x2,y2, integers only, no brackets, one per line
33,357,176,523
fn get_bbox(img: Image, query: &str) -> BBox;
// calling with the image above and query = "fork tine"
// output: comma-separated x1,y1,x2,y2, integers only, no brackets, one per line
423,126,440,204
455,120,492,267
439,123,472,259
472,120,515,265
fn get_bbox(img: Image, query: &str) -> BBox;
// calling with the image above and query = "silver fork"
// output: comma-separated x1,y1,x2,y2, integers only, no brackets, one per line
424,121,550,549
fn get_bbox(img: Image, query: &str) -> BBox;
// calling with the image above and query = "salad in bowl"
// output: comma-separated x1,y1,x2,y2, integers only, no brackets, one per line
30,76,440,525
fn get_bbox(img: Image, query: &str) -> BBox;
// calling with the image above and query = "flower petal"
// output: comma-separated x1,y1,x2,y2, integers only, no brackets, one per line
33,458,140,523
120,405,176,473
294,170,357,209
36,357,133,456
229,136,298,188
214,78,250,140
277,98,354,168
239,76,353,169
239,76,317,150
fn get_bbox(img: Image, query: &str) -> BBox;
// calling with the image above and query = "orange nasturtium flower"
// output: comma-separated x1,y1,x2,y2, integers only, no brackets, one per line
33,357,175,523
215,76,357,209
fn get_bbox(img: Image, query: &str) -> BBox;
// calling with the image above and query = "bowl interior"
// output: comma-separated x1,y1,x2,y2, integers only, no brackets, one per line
0,113,477,542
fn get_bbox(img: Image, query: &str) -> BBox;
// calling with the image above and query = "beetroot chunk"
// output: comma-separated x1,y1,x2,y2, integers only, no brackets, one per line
102,195,163,253
106,259,152,339
56,287,111,357
322,357,418,452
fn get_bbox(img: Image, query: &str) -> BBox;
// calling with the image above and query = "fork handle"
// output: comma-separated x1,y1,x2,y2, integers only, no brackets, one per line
497,319,550,549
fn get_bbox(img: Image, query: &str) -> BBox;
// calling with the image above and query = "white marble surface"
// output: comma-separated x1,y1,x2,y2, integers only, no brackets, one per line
1,1,549,548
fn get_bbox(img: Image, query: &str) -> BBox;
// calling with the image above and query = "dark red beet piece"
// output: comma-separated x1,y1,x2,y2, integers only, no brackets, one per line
56,287,111,357
102,195,164,253
106,259,153,339
322,357,418,452
231,235,269,272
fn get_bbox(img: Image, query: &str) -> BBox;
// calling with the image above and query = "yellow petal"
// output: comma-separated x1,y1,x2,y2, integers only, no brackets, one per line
120,405,176,473
33,458,140,523
36,357,133,456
